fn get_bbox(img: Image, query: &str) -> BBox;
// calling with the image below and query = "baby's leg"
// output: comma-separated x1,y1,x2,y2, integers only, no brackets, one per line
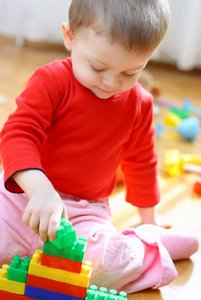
0,173,42,265
135,224,199,261
64,198,178,293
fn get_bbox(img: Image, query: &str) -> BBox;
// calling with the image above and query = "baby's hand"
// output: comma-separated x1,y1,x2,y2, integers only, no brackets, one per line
23,190,68,242
154,218,172,229
137,207,172,229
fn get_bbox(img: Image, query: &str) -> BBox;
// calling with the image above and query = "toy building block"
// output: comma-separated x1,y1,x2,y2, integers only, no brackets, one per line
43,236,86,262
164,149,201,176
7,255,31,283
25,285,85,300
41,253,82,273
0,218,128,300
28,249,92,287
27,274,87,298
86,285,128,300
25,219,94,299
0,264,26,294
47,219,77,249
0,290,34,299
169,107,190,119
164,112,181,126
43,219,87,262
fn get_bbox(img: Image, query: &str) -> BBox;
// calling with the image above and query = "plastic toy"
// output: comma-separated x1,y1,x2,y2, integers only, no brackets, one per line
182,99,201,117
193,178,201,196
156,116,200,141
164,149,201,176
0,219,127,300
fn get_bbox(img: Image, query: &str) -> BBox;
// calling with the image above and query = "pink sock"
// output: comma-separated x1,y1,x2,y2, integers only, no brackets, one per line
135,224,199,261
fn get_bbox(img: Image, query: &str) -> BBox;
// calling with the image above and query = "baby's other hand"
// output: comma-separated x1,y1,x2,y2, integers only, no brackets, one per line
154,218,172,229
23,190,68,242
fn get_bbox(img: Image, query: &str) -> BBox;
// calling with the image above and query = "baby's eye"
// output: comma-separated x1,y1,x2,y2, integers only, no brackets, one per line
124,73,137,78
91,65,106,72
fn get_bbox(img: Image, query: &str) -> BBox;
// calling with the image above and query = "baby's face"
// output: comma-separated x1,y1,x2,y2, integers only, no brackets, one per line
70,28,153,99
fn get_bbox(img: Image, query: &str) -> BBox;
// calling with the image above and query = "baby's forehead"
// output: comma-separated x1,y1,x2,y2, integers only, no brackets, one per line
78,31,151,71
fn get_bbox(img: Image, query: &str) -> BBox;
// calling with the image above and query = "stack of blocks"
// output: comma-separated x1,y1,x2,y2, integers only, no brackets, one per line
0,218,128,300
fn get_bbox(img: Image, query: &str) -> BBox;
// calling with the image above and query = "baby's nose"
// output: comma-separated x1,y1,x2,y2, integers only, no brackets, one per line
102,72,119,89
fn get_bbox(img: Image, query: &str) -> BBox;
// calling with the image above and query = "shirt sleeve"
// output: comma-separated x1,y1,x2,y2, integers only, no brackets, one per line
0,62,65,193
121,86,160,207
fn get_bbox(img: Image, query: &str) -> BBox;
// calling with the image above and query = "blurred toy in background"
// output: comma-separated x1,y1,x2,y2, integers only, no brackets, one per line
138,70,161,115
156,98,201,118
164,148,201,177
193,178,201,196
138,70,161,100
156,115,200,141
182,99,201,118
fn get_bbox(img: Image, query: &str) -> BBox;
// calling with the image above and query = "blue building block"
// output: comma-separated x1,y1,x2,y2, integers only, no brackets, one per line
25,285,84,300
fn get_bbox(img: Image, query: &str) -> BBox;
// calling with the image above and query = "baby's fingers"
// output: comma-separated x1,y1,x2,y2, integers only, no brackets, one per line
48,212,61,241
39,215,49,242
29,214,40,234
22,208,32,226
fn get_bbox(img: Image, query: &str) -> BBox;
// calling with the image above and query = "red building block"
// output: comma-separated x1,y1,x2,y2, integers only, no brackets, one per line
41,253,82,273
27,274,87,298
0,290,34,299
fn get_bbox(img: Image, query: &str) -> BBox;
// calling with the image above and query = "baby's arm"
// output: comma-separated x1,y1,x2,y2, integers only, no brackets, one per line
13,170,68,242
137,207,156,224
137,206,171,229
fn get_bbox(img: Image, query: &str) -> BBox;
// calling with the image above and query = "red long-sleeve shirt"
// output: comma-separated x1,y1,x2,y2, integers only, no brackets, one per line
0,58,159,207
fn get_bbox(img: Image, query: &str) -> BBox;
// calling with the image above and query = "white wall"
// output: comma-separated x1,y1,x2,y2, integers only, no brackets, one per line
0,0,201,70
0,0,71,44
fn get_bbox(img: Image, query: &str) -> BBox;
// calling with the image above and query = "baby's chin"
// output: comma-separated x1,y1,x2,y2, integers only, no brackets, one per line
89,87,117,100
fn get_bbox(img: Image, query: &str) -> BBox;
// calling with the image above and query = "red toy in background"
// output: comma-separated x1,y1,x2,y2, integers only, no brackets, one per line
193,178,201,196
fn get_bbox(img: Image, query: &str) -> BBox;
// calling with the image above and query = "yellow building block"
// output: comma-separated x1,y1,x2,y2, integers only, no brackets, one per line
181,154,201,166
164,149,182,176
164,112,181,126
28,250,92,287
0,265,25,295
165,149,201,176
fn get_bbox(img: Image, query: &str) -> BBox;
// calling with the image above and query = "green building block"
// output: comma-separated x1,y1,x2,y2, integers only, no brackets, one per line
86,285,127,300
47,219,77,249
7,256,31,283
42,219,87,262
170,107,190,119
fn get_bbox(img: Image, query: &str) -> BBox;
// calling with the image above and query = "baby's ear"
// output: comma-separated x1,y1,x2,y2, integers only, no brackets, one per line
61,22,74,51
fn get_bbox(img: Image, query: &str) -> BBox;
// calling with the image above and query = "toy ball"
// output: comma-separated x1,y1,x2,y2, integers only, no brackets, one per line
177,117,200,141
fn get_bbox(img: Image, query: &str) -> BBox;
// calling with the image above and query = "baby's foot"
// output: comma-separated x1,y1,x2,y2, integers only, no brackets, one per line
135,224,199,261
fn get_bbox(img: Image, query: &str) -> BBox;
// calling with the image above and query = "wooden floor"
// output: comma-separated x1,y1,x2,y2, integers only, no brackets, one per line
0,37,201,300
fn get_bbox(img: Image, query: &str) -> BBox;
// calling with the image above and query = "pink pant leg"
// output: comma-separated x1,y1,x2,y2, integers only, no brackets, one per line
0,173,43,265
64,198,178,293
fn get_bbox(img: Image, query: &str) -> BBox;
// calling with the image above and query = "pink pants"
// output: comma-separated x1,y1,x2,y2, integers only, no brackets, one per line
0,173,178,293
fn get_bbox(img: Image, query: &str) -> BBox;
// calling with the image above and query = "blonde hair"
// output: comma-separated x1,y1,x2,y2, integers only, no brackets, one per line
68,0,170,53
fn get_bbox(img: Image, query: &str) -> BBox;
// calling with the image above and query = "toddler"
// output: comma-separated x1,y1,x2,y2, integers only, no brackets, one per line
0,0,199,293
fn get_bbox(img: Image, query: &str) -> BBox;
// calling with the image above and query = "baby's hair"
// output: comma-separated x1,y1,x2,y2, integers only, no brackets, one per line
68,0,170,53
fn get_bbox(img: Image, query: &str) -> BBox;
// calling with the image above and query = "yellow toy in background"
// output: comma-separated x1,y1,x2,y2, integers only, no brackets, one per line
164,149,201,177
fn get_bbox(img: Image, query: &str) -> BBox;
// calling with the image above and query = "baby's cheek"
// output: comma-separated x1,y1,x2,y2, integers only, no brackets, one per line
75,68,98,86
